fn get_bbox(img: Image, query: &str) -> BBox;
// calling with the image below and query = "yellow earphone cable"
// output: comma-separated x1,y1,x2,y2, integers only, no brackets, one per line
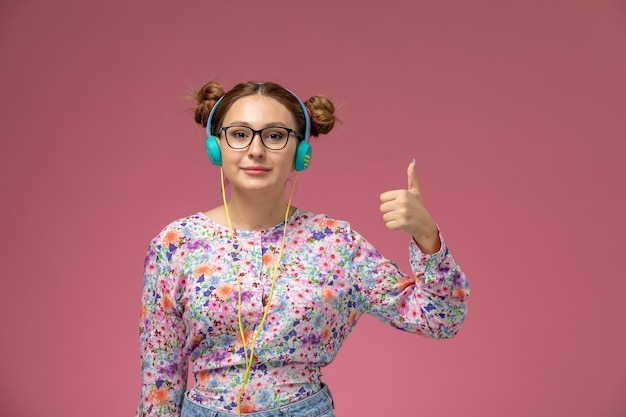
219,168,299,416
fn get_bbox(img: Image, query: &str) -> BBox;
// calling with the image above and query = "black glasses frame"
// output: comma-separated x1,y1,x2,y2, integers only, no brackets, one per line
219,125,303,150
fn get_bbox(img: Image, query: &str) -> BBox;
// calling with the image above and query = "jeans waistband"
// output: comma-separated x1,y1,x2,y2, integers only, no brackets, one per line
182,383,334,417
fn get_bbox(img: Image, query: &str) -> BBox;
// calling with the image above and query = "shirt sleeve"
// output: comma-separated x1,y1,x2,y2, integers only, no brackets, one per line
136,237,189,417
351,227,470,339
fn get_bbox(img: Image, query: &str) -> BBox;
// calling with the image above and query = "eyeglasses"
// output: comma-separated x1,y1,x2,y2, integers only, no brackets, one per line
219,125,302,150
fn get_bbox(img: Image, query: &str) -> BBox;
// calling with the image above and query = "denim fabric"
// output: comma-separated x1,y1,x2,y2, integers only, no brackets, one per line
181,384,335,417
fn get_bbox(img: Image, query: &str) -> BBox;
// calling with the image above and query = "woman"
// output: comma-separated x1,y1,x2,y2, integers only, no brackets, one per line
136,81,470,417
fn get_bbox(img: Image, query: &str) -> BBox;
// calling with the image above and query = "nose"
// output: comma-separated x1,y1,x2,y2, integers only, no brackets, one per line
247,132,266,159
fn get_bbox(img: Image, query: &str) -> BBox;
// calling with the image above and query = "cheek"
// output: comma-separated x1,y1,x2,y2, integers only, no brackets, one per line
280,143,299,168
219,143,240,163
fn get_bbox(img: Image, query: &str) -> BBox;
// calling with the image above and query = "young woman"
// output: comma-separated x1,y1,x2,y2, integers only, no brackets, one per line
136,81,470,417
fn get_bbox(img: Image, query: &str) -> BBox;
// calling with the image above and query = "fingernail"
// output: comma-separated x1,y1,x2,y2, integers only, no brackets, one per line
412,159,416,170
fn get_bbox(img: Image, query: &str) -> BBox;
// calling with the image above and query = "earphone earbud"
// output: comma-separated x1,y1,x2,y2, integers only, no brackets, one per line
294,141,311,171
205,87,312,170
205,135,222,166
205,96,225,166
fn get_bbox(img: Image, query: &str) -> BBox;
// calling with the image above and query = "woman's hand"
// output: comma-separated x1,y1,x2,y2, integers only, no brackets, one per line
379,160,441,254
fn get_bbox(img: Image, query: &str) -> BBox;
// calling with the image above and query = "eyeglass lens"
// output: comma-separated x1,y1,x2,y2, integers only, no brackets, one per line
223,126,292,150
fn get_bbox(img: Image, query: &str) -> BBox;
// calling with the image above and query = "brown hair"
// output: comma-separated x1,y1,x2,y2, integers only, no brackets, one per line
194,81,337,139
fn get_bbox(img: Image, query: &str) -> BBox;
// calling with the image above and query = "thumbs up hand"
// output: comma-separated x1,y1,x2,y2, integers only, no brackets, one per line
379,160,441,254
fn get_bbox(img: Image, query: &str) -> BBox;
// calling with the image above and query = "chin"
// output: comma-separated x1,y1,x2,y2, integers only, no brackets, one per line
235,179,284,193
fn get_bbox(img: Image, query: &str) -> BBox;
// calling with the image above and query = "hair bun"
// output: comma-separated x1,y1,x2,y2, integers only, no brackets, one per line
194,81,225,127
305,95,337,137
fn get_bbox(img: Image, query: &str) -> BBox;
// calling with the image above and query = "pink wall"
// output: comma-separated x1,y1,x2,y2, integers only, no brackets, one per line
1,1,625,416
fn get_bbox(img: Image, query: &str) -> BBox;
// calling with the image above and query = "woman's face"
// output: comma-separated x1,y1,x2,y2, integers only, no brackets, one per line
219,95,299,196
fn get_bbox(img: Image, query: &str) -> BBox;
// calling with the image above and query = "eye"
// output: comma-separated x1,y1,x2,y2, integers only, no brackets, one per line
229,128,251,140
263,128,287,141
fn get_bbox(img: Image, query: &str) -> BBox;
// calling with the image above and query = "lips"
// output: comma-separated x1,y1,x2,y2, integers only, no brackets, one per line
242,166,270,175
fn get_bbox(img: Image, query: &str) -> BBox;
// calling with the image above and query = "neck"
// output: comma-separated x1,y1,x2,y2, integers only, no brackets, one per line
226,190,294,230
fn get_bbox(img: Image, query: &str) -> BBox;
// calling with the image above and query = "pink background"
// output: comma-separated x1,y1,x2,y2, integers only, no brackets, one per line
1,1,625,416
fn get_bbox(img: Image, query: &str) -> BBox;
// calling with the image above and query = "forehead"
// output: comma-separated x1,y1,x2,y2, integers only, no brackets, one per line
223,95,296,127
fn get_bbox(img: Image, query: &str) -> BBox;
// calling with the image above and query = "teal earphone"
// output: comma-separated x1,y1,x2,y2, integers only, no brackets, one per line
205,88,312,171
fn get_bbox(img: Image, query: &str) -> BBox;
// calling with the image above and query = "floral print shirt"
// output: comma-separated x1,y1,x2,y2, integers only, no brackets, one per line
136,209,469,416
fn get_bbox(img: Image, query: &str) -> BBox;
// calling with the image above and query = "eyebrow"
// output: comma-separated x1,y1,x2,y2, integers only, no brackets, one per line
226,121,291,128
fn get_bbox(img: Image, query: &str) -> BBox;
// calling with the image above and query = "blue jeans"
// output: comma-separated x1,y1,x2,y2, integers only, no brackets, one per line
181,384,335,417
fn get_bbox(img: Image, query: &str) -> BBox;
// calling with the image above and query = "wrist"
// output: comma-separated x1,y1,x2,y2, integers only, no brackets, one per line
412,226,441,254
